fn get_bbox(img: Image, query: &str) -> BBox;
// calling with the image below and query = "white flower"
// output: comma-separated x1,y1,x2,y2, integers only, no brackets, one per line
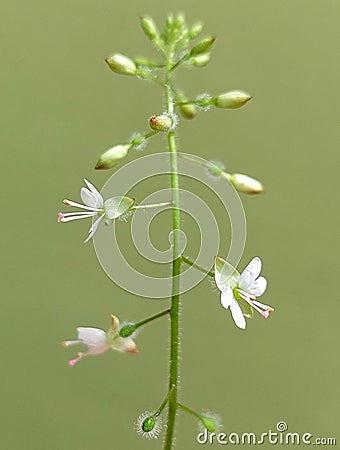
215,256,274,330
62,315,138,366
57,179,135,243
57,179,105,243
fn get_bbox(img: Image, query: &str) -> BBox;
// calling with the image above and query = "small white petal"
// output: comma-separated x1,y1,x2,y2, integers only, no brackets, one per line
77,327,106,347
230,298,246,329
239,257,262,290
220,286,234,310
84,214,105,243
81,179,103,208
247,276,267,297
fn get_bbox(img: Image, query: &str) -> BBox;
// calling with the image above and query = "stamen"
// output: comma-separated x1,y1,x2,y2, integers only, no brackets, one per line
252,299,275,313
62,340,81,347
58,213,95,223
236,289,269,317
62,199,103,212
69,352,84,366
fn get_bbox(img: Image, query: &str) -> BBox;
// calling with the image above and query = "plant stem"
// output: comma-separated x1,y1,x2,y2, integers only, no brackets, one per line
134,309,170,329
177,402,202,421
181,256,215,278
132,201,173,210
163,50,181,450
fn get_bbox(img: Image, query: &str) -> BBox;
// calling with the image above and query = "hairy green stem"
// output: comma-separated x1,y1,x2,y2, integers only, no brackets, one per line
134,309,170,329
163,49,181,450
181,256,215,278
132,201,173,211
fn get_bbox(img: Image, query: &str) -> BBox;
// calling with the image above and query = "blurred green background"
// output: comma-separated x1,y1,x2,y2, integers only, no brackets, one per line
2,1,339,449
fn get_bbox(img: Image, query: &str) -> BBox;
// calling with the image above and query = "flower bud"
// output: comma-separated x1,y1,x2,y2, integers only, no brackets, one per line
174,13,185,29
95,144,129,170
141,16,160,42
190,53,211,67
214,90,252,109
188,22,204,40
179,103,197,119
105,53,136,75
230,173,264,194
149,114,172,132
190,37,215,56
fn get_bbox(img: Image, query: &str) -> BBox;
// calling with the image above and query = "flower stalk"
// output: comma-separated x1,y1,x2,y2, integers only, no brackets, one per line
163,47,182,450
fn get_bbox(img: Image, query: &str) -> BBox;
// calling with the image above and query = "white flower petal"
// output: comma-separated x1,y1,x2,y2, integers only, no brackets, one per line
220,286,234,310
81,179,103,208
77,327,106,347
84,214,105,243
239,257,262,290
230,298,246,329
247,276,267,297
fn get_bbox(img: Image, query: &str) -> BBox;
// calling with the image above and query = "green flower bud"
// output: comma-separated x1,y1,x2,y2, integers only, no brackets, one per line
95,144,130,170
190,53,211,67
174,13,185,29
141,16,160,42
188,22,204,40
179,103,197,120
214,90,252,109
149,114,172,132
190,36,215,56
105,53,136,75
230,173,264,194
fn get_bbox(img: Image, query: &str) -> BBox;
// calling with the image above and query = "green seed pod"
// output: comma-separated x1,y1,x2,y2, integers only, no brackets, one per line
105,53,136,75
